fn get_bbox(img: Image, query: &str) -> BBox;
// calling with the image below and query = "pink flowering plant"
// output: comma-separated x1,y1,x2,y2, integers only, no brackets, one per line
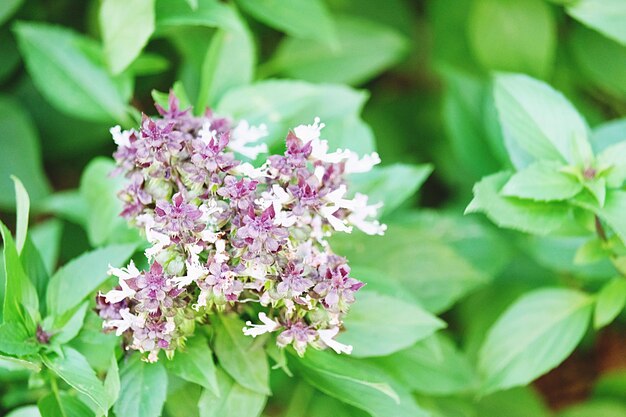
98,93,385,361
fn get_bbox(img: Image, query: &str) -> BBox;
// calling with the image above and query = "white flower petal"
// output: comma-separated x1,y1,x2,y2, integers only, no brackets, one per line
242,312,280,337
318,327,353,354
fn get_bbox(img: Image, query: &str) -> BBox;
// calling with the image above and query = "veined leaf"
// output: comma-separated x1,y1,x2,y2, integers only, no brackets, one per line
198,368,266,417
478,288,592,394
501,161,583,201
167,336,219,395
594,278,626,329
114,355,167,417
567,0,626,46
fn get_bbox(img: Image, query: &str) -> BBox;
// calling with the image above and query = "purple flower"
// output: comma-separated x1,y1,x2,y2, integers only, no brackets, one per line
277,320,317,356
217,176,258,210
275,262,314,298
314,262,364,313
134,262,184,313
154,193,205,243
236,205,289,260
198,261,244,305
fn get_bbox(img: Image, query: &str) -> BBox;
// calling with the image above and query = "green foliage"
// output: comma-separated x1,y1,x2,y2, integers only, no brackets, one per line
114,356,168,417
2,0,626,416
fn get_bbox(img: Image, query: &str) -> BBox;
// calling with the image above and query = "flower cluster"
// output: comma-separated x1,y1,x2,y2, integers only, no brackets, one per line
97,92,385,361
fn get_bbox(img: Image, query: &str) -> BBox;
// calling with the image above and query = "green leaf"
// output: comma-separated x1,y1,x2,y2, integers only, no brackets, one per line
21,235,50,314
6,405,41,417
13,22,131,124
38,392,93,417
266,16,408,85
30,220,63,276
52,302,88,344
441,69,509,182
42,347,108,414
80,157,140,246
152,82,191,111
114,356,167,417
597,142,626,188
46,243,137,317
196,10,255,109
214,314,270,395
1,222,39,324
478,288,592,394
100,0,155,74
0,96,51,209
574,190,626,246
501,161,583,201
293,349,428,417
468,0,556,77
0,0,22,26
167,336,219,395
476,387,553,417
594,278,626,329
127,52,170,76
466,171,571,235
69,311,119,373
235,0,335,45
198,368,267,417
12,177,29,254
332,222,489,313
0,322,38,356
373,334,477,395
104,355,120,409
217,80,375,155
338,291,445,357
566,0,626,46
155,0,241,32
494,73,591,168
349,163,432,216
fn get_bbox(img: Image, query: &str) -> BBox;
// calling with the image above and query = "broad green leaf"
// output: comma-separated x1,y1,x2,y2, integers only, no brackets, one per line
1,222,39,324
0,96,50,209
594,278,626,329
30,220,63,276
217,80,375,155
196,10,255,109
574,190,626,246
468,0,556,78
348,163,432,217
566,0,626,46
494,73,591,168
104,355,120,409
478,288,592,394
293,349,428,417
38,392,93,417
0,353,41,372
155,0,240,32
165,380,201,417
80,158,140,246
441,69,509,182
41,191,89,226
0,0,22,26
21,236,50,313
13,22,131,124
0,322,38,356
52,302,88,344
214,314,270,395
69,311,119,373
267,16,408,85
100,0,155,74
167,336,219,395
338,291,445,357
46,243,137,317
235,0,335,45
6,405,41,417
374,334,478,395
198,368,266,417
12,177,29,254
501,161,583,201
333,223,488,313
570,25,626,98
42,347,108,414
127,52,170,76
597,142,626,188
114,356,167,417
466,171,571,235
